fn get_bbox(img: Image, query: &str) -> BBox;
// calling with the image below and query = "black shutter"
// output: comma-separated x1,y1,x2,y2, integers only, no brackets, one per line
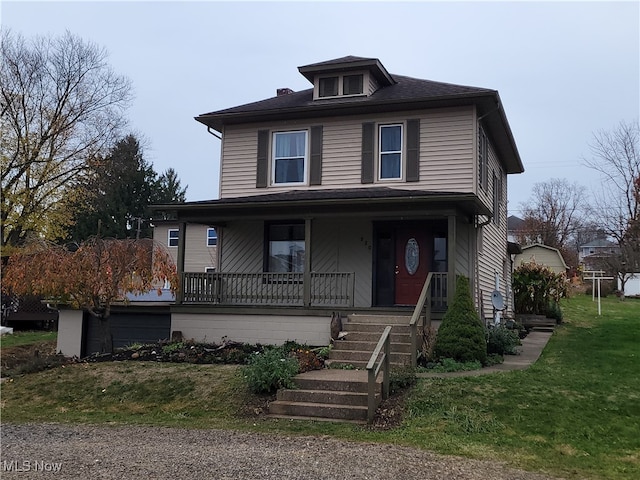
256,130,269,188
310,126,323,185
361,122,375,184
406,119,420,182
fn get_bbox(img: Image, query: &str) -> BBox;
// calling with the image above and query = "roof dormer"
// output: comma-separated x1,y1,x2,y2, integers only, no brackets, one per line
298,56,395,100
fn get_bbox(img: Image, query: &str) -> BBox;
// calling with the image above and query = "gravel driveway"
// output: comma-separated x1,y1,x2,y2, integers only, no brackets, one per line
1,423,562,479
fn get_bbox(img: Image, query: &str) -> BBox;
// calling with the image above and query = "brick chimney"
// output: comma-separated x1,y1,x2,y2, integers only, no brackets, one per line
277,88,294,96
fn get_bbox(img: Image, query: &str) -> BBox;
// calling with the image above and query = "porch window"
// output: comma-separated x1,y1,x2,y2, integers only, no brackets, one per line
379,124,402,180
272,131,307,185
168,229,179,247
266,222,305,272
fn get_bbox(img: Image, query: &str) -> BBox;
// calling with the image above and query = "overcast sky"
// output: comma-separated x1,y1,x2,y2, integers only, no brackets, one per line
3,1,639,216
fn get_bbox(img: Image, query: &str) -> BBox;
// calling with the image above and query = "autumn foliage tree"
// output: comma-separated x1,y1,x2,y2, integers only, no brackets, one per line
2,237,178,353
1,30,132,250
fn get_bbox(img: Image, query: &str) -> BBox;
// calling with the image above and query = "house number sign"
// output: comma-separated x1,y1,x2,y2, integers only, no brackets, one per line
405,238,419,275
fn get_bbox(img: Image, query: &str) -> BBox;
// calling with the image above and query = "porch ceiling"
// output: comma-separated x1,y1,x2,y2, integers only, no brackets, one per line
152,187,491,223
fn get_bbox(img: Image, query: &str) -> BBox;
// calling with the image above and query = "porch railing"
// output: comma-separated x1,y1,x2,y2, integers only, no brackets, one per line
181,272,354,307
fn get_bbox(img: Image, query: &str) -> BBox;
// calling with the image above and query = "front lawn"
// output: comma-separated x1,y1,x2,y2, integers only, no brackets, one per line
1,295,638,479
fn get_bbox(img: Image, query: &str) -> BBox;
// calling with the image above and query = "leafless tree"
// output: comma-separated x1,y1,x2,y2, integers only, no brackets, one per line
584,119,640,244
1,29,133,250
517,178,587,267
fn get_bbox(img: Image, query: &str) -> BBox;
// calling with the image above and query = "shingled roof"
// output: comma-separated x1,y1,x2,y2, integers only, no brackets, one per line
195,56,523,174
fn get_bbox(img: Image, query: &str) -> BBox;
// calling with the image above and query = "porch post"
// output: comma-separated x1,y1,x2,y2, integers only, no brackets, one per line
447,215,457,306
176,221,187,304
303,218,312,307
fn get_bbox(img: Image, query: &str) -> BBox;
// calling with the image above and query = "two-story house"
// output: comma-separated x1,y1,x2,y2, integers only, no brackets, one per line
156,56,524,347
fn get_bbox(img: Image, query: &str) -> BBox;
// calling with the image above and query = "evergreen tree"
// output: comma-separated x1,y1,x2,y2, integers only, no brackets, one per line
433,275,488,365
69,135,157,240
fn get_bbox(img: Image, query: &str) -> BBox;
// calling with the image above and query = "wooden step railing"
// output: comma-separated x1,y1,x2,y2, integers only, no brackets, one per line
366,325,391,423
409,272,438,367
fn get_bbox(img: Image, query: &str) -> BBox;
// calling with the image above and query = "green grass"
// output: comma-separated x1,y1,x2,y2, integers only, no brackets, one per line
1,295,638,479
0,330,57,348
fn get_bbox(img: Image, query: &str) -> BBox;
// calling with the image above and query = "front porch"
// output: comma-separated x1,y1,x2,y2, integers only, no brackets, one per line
179,271,448,311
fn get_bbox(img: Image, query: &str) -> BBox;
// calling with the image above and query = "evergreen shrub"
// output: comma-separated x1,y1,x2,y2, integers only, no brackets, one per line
433,275,487,365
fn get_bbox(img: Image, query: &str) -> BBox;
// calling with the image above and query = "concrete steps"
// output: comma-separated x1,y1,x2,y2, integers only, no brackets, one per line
268,369,380,423
328,314,413,368
267,315,412,423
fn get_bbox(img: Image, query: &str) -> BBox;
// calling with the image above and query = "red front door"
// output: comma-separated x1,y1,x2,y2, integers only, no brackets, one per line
394,228,430,305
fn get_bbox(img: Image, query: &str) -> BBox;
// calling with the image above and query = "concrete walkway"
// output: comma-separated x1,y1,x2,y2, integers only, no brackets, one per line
416,330,553,378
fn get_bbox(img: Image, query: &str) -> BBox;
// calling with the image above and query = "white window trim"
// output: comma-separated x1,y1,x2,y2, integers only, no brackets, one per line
271,130,308,186
204,266,216,273
206,227,217,247
314,71,368,99
377,123,404,182
167,228,179,248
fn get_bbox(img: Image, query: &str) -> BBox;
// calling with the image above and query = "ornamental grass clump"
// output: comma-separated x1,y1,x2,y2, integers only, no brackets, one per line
433,275,487,365
512,260,567,315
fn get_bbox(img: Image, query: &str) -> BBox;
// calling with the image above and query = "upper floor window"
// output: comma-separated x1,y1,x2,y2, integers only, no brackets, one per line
316,73,364,98
343,74,364,95
272,131,307,185
379,124,403,180
319,76,339,97
207,227,217,246
168,228,179,247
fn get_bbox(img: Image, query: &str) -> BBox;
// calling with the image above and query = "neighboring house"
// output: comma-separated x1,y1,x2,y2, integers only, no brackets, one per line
579,238,619,270
514,243,568,275
147,55,524,347
153,221,219,273
507,215,525,243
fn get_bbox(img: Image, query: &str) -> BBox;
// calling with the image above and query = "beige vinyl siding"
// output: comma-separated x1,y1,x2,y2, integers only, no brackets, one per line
476,144,509,322
153,224,218,272
420,108,475,192
454,218,473,278
367,74,380,96
219,106,476,198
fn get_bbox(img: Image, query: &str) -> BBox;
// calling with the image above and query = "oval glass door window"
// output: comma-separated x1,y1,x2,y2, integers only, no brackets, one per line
405,238,419,275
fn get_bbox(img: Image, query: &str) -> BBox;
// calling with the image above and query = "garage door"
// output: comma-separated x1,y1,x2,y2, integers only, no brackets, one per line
83,310,171,356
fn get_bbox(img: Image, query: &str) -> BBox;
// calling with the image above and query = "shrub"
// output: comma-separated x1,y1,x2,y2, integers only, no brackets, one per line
389,366,417,393
421,358,483,373
434,276,487,365
486,325,521,355
241,346,299,394
512,261,568,315
545,301,563,323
